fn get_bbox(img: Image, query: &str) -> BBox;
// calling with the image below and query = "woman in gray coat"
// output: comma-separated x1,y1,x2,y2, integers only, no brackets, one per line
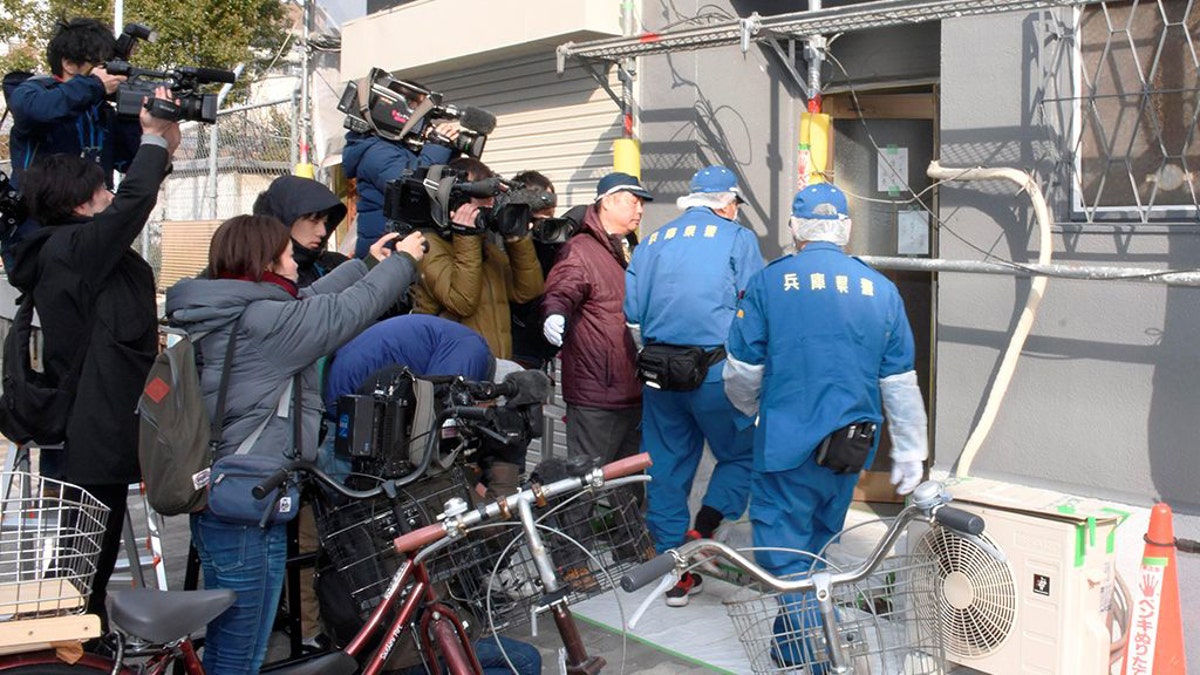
165,214,426,675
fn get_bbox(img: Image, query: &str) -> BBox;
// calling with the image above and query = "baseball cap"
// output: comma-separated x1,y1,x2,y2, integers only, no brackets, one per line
595,172,654,202
792,183,849,220
689,165,744,203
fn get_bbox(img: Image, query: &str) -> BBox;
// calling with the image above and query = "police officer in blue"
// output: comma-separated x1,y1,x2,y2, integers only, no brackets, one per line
724,183,927,669
625,165,763,607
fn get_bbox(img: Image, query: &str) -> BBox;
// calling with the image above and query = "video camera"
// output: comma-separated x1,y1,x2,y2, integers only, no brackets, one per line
0,170,27,240
338,68,495,159
382,165,533,240
103,23,236,124
106,60,236,124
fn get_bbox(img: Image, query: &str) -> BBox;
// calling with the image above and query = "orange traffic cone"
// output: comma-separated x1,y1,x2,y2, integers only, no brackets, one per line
1122,502,1187,675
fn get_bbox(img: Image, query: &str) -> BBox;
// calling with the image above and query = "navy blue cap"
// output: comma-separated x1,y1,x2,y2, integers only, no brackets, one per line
595,172,654,202
689,165,744,203
792,183,848,220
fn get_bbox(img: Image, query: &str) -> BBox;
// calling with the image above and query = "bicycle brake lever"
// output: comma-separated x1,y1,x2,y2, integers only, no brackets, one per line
627,572,678,630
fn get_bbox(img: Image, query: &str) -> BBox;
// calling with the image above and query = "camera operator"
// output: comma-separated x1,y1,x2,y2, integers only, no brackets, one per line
7,87,179,631
2,18,142,266
509,170,565,370
342,76,462,260
410,156,545,361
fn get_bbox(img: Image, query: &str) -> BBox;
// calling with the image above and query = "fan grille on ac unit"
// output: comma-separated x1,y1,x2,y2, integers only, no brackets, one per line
913,526,1016,658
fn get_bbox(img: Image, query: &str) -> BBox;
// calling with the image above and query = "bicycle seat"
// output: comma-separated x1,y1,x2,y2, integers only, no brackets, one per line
106,589,236,643
268,651,358,675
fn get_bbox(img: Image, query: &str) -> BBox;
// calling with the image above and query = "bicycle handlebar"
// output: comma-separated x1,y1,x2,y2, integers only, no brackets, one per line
395,452,653,554
934,505,984,535
620,480,986,593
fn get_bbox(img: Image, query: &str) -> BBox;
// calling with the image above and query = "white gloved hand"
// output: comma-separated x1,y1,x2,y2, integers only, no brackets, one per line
543,314,566,347
890,460,923,496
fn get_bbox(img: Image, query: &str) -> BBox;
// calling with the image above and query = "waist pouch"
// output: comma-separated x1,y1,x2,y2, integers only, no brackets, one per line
636,343,726,392
814,421,878,475
207,453,301,527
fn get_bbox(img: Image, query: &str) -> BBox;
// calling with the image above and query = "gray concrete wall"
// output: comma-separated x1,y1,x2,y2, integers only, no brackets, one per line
636,0,800,254
938,10,1200,513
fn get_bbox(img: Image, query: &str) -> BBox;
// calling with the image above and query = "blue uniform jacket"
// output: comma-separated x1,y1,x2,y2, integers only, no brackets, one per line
323,314,493,414
5,74,141,189
341,131,453,258
625,207,762,382
727,242,916,472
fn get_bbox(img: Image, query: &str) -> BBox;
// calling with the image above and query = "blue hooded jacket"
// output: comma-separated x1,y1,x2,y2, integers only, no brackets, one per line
341,131,453,258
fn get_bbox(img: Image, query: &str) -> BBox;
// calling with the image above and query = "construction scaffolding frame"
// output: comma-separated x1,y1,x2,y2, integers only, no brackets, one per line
556,0,1104,68
556,0,1200,287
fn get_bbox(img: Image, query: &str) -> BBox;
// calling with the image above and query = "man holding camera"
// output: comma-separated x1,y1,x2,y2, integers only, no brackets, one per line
7,87,179,630
410,157,545,361
342,89,462,259
2,18,142,265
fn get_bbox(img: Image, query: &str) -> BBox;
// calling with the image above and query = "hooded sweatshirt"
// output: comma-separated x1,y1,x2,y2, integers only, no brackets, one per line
253,175,350,288
165,253,418,463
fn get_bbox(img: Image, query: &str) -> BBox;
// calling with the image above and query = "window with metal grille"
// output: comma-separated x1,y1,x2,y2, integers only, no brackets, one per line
1074,0,1200,218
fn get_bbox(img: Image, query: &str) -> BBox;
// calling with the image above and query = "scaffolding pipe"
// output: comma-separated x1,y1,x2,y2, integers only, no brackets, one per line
857,255,1200,286
206,64,245,220
927,162,1051,478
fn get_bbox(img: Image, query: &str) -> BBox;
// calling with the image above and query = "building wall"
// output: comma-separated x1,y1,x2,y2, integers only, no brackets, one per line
636,0,800,254
939,10,1200,513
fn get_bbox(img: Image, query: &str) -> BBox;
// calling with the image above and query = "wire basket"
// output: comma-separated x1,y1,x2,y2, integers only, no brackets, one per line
726,554,945,674
312,465,476,621
433,484,655,634
0,472,110,621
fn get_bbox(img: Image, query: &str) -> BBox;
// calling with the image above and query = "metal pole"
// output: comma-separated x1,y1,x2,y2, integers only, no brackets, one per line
299,0,312,168
207,65,245,219
857,255,1200,287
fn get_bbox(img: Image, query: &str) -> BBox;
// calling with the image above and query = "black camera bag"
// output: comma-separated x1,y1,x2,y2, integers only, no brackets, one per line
636,343,726,392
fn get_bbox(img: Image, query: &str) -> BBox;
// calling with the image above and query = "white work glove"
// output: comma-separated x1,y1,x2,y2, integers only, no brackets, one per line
543,314,566,347
890,461,923,496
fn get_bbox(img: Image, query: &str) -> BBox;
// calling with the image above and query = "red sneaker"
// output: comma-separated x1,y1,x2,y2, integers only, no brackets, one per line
664,571,703,607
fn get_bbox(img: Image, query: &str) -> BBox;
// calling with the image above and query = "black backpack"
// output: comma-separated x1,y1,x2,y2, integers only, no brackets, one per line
0,294,91,446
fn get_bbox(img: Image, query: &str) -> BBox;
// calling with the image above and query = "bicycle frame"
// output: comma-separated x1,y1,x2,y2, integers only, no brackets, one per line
339,555,482,675
622,479,986,674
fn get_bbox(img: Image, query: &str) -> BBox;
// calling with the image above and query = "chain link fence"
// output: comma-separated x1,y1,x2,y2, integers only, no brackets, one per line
152,98,295,289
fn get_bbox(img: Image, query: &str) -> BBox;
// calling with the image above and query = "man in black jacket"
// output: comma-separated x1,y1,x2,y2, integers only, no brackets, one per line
9,87,179,630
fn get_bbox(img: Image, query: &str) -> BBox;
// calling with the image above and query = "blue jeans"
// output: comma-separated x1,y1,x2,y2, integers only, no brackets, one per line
190,512,287,675
397,635,542,675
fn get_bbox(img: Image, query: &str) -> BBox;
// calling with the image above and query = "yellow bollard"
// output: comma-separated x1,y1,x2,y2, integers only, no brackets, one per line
797,111,831,187
613,138,641,179
293,163,316,179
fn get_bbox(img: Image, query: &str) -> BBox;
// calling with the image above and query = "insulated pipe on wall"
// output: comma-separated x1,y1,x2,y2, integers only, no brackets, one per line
926,162,1053,477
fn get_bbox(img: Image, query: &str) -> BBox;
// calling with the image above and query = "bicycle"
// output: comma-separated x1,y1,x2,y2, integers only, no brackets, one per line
252,452,651,675
0,470,237,675
619,479,988,674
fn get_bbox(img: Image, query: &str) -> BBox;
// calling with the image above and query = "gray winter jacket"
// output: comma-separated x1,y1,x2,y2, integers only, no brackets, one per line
164,253,417,462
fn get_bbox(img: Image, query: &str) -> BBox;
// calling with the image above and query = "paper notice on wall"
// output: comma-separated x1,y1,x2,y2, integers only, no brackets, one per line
897,209,929,256
877,146,909,194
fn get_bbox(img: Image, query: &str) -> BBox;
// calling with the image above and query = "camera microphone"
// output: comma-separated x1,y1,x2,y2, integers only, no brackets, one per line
459,106,496,134
456,177,506,198
181,67,238,84
498,370,551,407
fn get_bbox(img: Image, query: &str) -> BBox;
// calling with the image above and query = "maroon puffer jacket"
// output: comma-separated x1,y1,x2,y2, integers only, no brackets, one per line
542,205,642,409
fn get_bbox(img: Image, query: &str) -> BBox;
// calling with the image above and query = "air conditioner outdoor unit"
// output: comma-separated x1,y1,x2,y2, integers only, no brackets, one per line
909,477,1121,674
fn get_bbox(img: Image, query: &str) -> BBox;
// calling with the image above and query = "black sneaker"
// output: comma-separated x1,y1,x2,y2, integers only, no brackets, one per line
665,572,703,607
